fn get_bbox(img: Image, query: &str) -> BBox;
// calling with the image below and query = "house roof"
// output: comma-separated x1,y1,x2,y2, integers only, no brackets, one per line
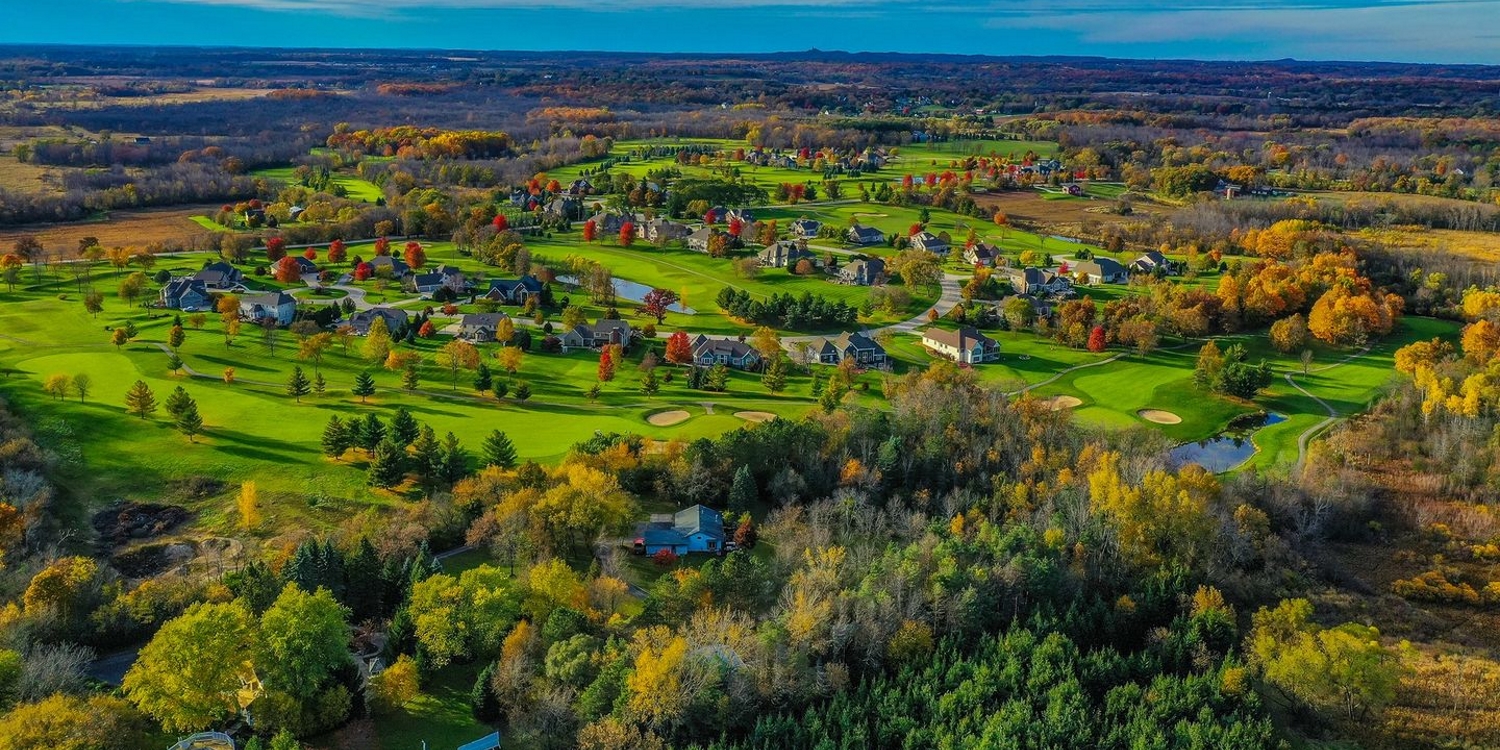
412,272,443,287
842,258,885,278
672,504,725,540
239,292,295,308
922,326,998,351
349,307,408,333
487,276,542,294
849,225,884,241
1077,257,1126,277
692,335,759,360
460,312,508,330
687,227,716,243
162,278,208,299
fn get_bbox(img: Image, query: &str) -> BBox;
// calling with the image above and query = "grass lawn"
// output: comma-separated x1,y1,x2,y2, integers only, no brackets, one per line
371,663,492,750
251,166,386,203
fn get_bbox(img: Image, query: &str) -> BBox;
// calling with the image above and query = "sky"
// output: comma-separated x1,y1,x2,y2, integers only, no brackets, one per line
6,0,1500,65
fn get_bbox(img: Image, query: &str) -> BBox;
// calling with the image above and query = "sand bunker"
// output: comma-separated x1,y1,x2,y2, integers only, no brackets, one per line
647,410,691,426
735,411,777,423
1137,409,1182,425
1042,396,1082,411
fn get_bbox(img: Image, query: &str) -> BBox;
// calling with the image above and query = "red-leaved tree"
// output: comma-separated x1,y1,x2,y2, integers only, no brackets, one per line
597,348,615,382
327,239,347,263
1087,325,1107,353
619,222,635,247
265,237,287,262
373,237,391,256
582,220,596,243
665,331,693,365
641,288,679,324
403,241,427,270
492,214,508,231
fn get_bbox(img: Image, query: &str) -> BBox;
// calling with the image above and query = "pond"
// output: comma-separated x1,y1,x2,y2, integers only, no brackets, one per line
1169,412,1287,473
557,275,697,314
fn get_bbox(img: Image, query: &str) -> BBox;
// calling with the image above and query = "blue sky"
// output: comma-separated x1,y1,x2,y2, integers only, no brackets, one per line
7,0,1500,64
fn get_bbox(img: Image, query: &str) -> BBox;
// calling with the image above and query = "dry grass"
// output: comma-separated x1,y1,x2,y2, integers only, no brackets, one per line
0,203,221,250
0,158,58,195
972,190,1174,235
1356,226,1500,263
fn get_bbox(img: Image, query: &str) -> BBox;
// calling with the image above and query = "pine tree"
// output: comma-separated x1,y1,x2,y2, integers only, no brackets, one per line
483,429,518,469
640,369,660,397
492,380,509,400
167,353,184,374
729,465,757,513
367,437,407,488
176,398,203,441
762,353,788,393
440,432,469,484
282,540,319,593
472,362,493,394
471,661,501,722
322,415,350,459
706,363,730,392
168,324,186,350
165,385,193,419
345,537,383,623
124,379,157,419
390,407,420,446
410,425,441,483
513,381,532,403
402,364,419,392
313,371,327,395
286,365,311,402
356,414,386,453
353,371,376,402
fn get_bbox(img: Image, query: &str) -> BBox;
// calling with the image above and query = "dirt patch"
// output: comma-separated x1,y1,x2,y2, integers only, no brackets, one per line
0,203,225,250
1042,395,1082,410
647,409,691,426
112,542,195,578
1137,409,1182,425
91,501,191,547
735,411,777,423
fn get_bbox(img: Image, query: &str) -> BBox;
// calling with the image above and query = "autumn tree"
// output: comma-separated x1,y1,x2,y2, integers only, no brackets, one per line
641,288,679,324
597,348,616,382
1269,314,1309,354
123,600,260,732
1087,325,1107,353
124,380,157,419
1248,598,1407,721
436,339,481,390
403,241,427,270
665,331,694,365
272,256,301,283
362,316,393,362
265,237,287,263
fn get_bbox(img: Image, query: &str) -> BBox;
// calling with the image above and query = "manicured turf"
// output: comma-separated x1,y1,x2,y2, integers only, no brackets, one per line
371,663,491,750
251,166,386,203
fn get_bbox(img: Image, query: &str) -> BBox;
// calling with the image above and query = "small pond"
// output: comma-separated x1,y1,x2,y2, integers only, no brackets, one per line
557,275,697,314
1169,412,1288,473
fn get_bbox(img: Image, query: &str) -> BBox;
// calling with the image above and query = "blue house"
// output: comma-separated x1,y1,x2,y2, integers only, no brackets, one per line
636,505,726,555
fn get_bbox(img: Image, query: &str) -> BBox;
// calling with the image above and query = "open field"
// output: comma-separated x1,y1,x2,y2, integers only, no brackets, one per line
1355,226,1500,264
0,203,224,249
251,166,386,203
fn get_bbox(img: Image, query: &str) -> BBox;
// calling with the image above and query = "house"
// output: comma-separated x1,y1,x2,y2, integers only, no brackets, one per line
292,256,318,275
544,196,583,222
964,242,1000,267
484,276,543,305
922,326,1000,364
1130,251,1174,275
159,278,212,311
839,258,885,286
408,264,466,295
790,218,822,239
690,335,763,370
588,211,633,235
1001,267,1070,296
193,261,244,290
848,224,885,246
367,255,411,279
686,227,722,254
567,179,593,196
797,331,888,367
458,313,511,343
639,218,691,243
635,505,727,555
1073,258,1128,284
758,240,813,269
238,292,297,327
347,307,409,336
558,319,635,351
909,231,950,255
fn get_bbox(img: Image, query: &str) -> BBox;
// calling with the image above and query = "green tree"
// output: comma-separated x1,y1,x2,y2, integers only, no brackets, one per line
390,407,420,446
352,371,376,403
640,369,660,398
728,465,756,513
313,371,327,395
483,430,518,469
514,381,532,403
165,385,193,420
124,380,157,419
473,362,493,394
367,438,407,488
168,324,186,350
1248,598,1408,721
177,398,204,442
321,416,350,459
123,600,259,732
286,366,311,402
761,353,788,393
705,363,729,392
259,584,351,702
402,363,420,391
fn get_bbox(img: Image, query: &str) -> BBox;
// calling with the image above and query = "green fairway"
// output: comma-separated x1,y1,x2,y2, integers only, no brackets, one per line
251,165,386,203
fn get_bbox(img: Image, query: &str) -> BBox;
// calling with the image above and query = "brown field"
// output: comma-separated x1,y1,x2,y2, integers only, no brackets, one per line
1356,226,1500,263
0,158,59,195
0,204,221,250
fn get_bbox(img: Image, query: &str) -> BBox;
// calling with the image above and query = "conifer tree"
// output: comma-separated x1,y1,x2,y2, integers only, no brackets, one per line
352,371,376,402
729,465,757,513
482,430,518,469
322,415,350,459
124,380,157,419
390,406,420,446
176,398,203,442
164,385,193,419
367,438,406,488
286,365,311,402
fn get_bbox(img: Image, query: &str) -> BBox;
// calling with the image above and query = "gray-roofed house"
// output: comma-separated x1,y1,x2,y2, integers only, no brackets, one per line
159,278,212,311
790,218,822,239
1131,250,1174,274
1001,267,1070,296
963,242,1000,267
347,307,410,336
484,275,543,305
1073,257,1128,284
458,313,511,343
848,224,885,246
909,231,950,255
367,255,411,279
796,331,888,367
686,227,721,254
292,256,318,274
409,264,467,296
238,291,297,327
558,319,635,351
640,218,692,244
193,261,245,290
635,504,727,555
758,240,814,269
839,257,885,286
921,326,1000,364
690,335,763,370
588,211,633,235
